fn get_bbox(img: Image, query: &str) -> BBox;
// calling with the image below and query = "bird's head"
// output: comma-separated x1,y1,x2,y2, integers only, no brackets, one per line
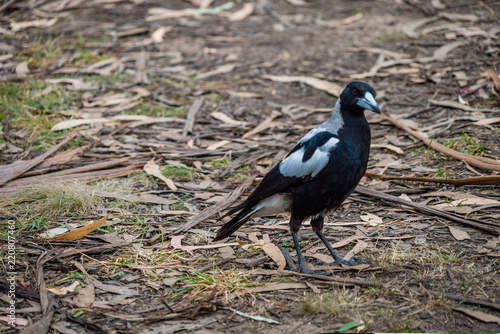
340,81,381,114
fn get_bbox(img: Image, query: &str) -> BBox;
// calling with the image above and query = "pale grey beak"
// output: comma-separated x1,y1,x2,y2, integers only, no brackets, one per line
356,92,381,114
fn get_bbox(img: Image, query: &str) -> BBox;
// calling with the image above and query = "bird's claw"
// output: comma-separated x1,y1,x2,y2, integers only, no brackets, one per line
315,257,368,267
285,266,326,276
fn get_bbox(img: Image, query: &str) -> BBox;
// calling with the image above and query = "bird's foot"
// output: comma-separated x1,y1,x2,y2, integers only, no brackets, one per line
285,265,327,276
315,257,368,267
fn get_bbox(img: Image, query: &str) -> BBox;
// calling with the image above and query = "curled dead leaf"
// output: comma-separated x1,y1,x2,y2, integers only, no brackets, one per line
144,159,177,191
46,281,80,295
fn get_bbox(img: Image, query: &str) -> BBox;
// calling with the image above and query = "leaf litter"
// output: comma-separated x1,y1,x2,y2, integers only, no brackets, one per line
1,0,500,333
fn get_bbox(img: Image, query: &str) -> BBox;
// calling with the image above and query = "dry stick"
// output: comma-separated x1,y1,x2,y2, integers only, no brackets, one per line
381,111,500,172
355,185,500,235
277,270,375,287
182,98,204,138
50,241,132,260
412,288,500,312
365,172,500,186
175,175,257,233
0,0,17,13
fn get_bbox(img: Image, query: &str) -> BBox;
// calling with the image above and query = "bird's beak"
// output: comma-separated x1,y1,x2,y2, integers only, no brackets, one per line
356,92,381,114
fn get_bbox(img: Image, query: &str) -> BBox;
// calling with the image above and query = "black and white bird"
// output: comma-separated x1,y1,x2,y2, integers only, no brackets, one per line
214,81,380,274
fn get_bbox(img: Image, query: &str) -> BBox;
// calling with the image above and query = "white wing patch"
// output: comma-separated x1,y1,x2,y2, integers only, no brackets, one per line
279,137,339,178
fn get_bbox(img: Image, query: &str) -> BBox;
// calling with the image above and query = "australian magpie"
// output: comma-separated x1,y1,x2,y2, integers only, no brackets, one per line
213,81,381,275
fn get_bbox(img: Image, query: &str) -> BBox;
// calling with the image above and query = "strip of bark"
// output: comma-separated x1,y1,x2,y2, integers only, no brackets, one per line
0,130,78,186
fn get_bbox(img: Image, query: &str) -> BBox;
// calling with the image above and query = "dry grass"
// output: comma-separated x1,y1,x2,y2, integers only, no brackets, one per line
0,182,103,216
367,243,464,280
173,269,263,303
299,287,363,318
0,174,155,217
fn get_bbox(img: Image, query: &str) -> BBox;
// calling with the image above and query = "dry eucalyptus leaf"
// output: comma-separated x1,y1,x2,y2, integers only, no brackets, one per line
360,213,383,226
46,281,80,295
449,226,471,241
143,159,177,191
71,284,95,308
344,240,368,260
262,243,286,270
52,214,109,241
15,61,30,77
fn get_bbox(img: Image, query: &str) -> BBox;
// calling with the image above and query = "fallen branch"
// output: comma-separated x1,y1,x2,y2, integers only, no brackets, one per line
438,292,500,312
411,287,500,312
355,185,500,235
175,175,257,233
365,172,500,186
382,111,500,172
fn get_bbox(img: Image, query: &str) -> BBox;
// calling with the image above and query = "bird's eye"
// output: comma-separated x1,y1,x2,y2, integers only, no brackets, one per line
352,88,359,96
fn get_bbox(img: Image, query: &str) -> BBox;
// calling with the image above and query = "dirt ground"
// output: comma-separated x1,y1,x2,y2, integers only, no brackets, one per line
1,0,500,333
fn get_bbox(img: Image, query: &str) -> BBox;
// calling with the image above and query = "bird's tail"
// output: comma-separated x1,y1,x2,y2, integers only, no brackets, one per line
213,205,258,241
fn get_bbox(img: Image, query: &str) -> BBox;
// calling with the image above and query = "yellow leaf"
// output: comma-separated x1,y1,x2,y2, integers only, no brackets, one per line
51,214,109,241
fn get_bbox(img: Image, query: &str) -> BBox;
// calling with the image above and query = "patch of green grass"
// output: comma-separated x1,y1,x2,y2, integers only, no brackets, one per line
171,201,189,211
279,240,293,248
444,131,487,156
208,156,231,169
72,47,110,65
162,164,195,179
434,166,448,178
0,78,85,151
17,38,61,68
227,173,249,182
406,146,421,157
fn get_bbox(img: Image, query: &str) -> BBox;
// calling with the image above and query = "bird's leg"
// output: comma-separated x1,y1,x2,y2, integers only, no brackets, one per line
287,217,324,275
290,230,324,275
311,215,367,266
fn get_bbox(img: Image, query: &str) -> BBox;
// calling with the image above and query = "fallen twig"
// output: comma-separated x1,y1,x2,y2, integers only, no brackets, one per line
355,185,500,235
175,175,257,233
382,111,500,172
183,98,204,138
365,172,500,186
